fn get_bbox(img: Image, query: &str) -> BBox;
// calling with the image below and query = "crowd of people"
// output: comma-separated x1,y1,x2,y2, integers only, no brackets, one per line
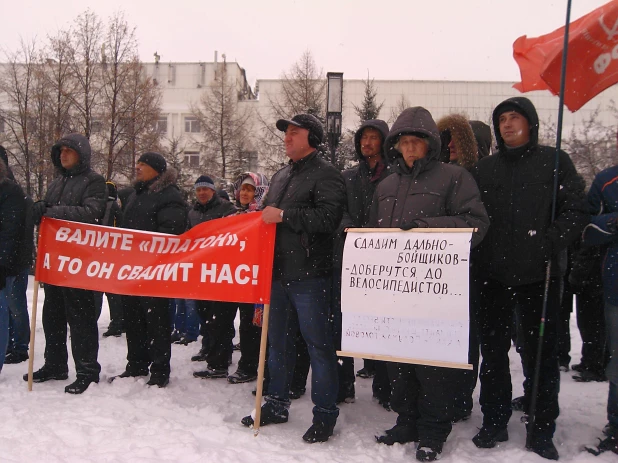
0,95,617,461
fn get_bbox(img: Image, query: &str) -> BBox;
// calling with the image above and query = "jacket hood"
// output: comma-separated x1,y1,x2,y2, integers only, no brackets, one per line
233,172,270,211
492,97,539,151
353,119,389,162
469,121,492,159
437,114,478,170
385,107,441,165
51,133,92,175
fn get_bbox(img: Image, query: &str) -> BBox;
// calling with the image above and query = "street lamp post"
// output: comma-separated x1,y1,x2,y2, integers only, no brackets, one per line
326,72,343,166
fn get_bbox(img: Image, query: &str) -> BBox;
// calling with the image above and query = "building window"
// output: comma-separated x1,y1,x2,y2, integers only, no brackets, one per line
156,116,168,134
91,119,102,134
184,151,200,168
184,116,200,133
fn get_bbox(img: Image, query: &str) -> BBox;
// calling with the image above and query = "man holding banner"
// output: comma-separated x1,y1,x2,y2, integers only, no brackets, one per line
241,113,345,444
112,152,186,388
25,134,106,394
371,107,488,462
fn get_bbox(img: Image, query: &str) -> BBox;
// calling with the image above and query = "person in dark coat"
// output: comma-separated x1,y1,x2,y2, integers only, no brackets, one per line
471,97,588,460
371,107,489,462
437,114,482,423
469,120,492,160
334,119,391,406
100,181,125,338
0,146,33,366
0,153,28,374
582,163,618,456
112,152,186,388
24,133,106,394
189,175,239,379
241,113,346,444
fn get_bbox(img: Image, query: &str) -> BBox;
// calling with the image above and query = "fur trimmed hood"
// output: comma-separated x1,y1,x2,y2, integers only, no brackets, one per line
437,114,478,171
133,167,179,194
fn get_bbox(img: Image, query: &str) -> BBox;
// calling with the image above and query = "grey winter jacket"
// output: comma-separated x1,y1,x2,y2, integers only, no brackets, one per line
369,107,489,248
43,133,106,225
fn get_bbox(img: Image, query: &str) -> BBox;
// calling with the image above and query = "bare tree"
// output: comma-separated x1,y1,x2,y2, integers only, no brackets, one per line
353,74,383,123
69,9,103,139
388,93,410,125
257,50,326,175
190,62,251,180
562,107,617,187
0,39,40,196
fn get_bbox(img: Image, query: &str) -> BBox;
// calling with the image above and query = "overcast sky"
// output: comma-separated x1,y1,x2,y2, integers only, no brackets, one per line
3,0,609,86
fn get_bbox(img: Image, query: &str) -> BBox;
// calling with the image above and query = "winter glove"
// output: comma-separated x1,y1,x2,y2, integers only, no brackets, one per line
400,221,418,231
32,200,48,225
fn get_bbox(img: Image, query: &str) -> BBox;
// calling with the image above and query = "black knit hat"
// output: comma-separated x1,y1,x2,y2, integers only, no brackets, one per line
194,175,216,190
494,103,530,123
276,114,324,148
138,152,167,174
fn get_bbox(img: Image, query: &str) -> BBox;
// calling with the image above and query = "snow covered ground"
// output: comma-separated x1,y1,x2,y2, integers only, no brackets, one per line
0,277,613,462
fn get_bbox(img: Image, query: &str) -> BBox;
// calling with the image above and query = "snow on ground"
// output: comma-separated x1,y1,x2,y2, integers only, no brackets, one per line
0,277,614,462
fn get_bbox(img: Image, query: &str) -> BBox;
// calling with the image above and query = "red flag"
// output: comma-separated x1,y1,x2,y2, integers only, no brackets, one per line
35,213,275,304
513,0,618,111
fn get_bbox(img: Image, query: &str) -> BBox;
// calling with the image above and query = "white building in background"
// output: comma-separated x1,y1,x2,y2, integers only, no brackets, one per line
149,58,618,179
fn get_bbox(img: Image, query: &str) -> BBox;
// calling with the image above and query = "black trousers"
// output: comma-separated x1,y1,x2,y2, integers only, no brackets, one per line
388,362,460,445
123,295,171,378
477,278,560,438
557,283,573,367
237,303,261,375
576,286,609,374
196,300,237,371
106,293,124,330
42,284,100,380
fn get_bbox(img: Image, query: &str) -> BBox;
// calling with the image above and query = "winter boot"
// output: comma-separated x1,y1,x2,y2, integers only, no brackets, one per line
585,426,618,456
302,421,335,443
472,426,508,448
511,395,526,412
227,369,257,384
146,376,169,388
102,327,123,338
5,351,28,364
241,401,289,427
191,349,208,362
23,366,68,383
416,441,444,462
573,370,607,382
356,367,375,379
336,381,355,404
527,436,559,460
65,377,98,394
109,368,149,383
289,387,306,400
376,424,419,445
193,367,227,379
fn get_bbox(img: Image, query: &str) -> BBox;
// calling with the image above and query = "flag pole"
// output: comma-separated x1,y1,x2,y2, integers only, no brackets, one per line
27,279,39,391
526,0,572,449
253,303,270,436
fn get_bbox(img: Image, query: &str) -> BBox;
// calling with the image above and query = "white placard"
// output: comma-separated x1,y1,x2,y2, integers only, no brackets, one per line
340,229,472,368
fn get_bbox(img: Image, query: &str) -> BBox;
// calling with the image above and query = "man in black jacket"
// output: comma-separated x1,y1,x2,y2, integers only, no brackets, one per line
334,119,391,405
24,134,106,394
471,97,588,460
241,113,345,443
0,151,27,374
188,175,239,379
112,152,186,388
0,146,33,366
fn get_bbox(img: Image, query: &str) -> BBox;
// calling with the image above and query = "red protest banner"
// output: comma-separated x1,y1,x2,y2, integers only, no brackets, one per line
35,213,275,304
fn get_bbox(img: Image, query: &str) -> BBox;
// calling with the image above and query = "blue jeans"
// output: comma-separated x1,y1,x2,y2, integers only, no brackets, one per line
172,299,200,340
4,270,30,353
266,277,339,424
605,302,618,428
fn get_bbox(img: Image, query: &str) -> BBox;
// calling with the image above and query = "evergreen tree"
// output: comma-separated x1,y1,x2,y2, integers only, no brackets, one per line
353,75,383,123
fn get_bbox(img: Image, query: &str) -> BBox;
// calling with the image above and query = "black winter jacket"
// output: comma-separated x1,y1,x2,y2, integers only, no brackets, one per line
188,193,237,228
369,107,489,248
471,97,588,286
262,151,345,281
0,159,27,288
43,133,106,224
122,168,187,235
